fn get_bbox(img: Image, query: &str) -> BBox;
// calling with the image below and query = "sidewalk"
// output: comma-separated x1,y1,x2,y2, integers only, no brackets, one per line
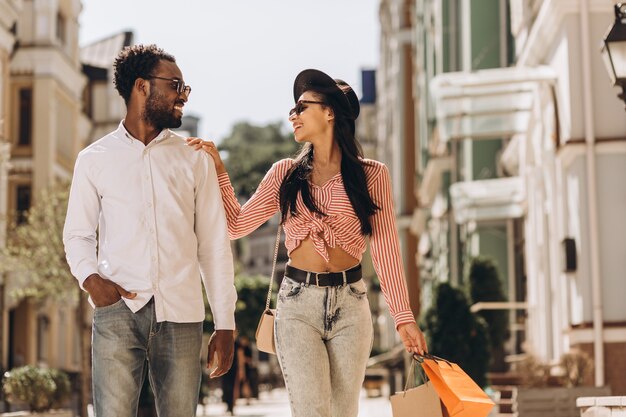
196,388,393,417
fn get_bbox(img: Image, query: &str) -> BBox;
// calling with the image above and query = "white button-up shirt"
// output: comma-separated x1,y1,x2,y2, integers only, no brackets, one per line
63,122,236,328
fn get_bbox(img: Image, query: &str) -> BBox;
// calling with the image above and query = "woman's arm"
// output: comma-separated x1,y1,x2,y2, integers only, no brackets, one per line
187,138,289,239
368,162,427,355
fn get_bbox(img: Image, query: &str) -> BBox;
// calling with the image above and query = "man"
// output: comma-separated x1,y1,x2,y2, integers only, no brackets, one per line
63,44,236,417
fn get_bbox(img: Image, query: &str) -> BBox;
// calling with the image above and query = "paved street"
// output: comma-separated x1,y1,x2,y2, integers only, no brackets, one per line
196,388,393,417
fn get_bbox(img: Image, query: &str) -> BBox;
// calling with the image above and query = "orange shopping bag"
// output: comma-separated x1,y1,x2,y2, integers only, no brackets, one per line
419,354,495,417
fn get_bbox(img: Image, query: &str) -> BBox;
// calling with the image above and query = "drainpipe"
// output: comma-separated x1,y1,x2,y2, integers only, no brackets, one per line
580,0,604,387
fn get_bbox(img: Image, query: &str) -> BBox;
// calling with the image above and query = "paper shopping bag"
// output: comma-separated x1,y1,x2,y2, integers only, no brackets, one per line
421,356,494,417
391,380,447,417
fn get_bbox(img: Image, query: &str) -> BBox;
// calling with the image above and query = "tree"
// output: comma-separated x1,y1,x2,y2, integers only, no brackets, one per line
0,183,91,417
219,121,298,198
421,283,491,388
467,256,510,372
203,272,275,342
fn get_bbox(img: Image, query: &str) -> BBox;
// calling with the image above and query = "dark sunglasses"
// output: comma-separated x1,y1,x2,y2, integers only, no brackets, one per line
147,76,192,96
289,100,325,117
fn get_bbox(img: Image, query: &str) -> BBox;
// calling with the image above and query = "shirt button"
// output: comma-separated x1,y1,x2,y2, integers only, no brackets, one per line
147,202,152,207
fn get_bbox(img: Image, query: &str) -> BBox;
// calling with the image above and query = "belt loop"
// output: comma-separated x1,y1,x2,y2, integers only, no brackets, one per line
342,270,347,286
305,272,311,287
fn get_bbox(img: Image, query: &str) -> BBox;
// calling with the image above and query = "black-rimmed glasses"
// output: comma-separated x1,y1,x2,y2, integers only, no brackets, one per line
147,76,192,96
289,100,325,117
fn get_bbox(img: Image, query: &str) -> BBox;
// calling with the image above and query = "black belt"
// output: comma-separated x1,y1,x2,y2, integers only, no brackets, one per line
285,264,362,287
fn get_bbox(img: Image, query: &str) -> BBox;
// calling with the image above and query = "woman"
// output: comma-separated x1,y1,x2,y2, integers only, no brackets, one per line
188,69,427,417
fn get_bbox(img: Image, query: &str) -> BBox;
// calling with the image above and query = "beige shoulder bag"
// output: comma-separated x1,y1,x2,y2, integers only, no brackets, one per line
255,225,282,355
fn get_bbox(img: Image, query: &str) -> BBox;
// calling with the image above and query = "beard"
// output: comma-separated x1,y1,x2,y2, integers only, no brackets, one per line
143,89,182,129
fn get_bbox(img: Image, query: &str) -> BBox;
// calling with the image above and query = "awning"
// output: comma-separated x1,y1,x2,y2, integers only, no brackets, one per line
449,177,524,224
430,66,556,143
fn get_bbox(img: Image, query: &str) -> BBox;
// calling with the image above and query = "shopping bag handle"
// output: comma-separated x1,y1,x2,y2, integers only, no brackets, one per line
413,352,452,367
402,356,429,396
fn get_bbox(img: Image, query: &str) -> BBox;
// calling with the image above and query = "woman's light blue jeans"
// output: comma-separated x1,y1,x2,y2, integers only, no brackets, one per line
275,275,374,417
91,298,203,417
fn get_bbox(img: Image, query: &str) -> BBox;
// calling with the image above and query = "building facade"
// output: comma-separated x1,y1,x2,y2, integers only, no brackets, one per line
81,30,132,142
380,0,626,395
0,0,22,383
1,0,88,376
507,0,626,394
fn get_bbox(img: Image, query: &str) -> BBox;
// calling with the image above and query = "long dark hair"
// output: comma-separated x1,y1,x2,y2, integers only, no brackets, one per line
279,91,380,235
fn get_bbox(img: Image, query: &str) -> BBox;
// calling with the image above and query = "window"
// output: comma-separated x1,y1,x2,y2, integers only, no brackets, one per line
56,12,66,44
18,88,32,146
37,314,50,362
57,312,66,368
15,184,31,224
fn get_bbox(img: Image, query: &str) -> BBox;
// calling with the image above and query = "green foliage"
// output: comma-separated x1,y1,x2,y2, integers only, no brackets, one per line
421,282,491,388
219,121,298,199
467,256,510,371
0,183,77,302
3,365,71,412
204,273,275,341
233,273,276,340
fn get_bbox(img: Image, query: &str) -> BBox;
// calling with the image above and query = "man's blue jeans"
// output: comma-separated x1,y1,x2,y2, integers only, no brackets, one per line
92,298,202,417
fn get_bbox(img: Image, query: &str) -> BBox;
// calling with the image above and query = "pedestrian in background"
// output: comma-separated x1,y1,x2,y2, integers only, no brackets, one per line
220,333,245,415
188,68,427,417
238,334,257,403
63,44,237,417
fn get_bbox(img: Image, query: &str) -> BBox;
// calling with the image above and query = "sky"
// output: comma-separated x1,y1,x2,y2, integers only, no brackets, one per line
79,0,380,143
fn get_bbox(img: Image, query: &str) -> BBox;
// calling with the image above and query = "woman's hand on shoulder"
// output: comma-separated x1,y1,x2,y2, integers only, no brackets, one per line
186,137,226,175
397,322,428,356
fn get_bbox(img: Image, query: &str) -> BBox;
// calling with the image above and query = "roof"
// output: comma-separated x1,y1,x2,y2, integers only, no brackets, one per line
81,31,133,69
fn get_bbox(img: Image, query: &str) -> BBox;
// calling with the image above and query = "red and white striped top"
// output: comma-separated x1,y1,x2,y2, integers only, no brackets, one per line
217,158,416,328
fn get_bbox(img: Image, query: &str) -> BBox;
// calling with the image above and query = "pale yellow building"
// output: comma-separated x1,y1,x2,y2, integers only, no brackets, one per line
0,0,23,374
0,0,20,245
1,0,89,376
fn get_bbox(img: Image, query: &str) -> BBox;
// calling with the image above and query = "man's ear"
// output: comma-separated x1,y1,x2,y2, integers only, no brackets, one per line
134,78,150,98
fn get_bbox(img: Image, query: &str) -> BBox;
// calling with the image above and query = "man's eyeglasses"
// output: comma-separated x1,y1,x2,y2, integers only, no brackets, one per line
147,76,192,97
289,100,325,117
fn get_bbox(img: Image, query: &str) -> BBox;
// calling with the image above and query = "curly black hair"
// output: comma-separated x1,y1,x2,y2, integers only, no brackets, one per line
113,44,176,103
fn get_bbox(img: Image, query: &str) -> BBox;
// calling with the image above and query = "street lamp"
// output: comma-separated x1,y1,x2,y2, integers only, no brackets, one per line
602,3,626,108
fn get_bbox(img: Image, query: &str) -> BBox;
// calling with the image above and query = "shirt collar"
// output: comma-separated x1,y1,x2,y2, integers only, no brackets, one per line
117,121,172,145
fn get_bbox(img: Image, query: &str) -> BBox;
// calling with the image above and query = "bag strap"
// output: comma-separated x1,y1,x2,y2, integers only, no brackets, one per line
402,356,429,396
414,352,452,367
264,224,282,310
